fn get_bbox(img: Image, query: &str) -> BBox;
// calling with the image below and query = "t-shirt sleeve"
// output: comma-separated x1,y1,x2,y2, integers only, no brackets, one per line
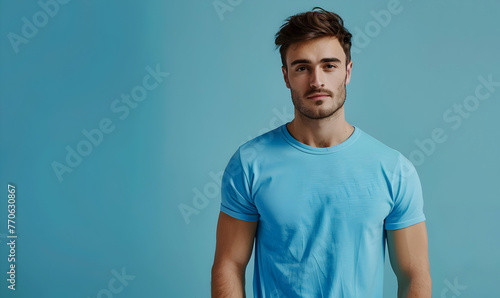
384,153,426,230
220,148,259,221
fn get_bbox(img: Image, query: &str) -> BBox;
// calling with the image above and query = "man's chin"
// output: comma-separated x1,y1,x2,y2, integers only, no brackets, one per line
301,104,344,120
299,110,336,120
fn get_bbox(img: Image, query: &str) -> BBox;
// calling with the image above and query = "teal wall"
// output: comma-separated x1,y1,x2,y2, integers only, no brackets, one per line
1,0,499,297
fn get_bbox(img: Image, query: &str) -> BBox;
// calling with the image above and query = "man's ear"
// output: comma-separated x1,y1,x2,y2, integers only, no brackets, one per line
345,60,353,85
282,66,291,89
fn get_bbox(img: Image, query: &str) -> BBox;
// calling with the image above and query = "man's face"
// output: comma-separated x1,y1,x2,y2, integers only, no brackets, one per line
282,36,353,120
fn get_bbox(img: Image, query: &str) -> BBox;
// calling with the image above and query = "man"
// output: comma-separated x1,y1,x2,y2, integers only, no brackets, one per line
212,7,431,298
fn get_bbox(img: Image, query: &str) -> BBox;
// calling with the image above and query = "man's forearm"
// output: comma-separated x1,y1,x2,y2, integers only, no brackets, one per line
211,263,246,298
397,275,432,298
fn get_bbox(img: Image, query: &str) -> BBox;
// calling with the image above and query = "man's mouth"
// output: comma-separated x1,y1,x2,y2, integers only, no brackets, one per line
307,93,330,99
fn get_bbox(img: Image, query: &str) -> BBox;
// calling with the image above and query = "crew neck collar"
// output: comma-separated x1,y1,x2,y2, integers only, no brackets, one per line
280,122,361,154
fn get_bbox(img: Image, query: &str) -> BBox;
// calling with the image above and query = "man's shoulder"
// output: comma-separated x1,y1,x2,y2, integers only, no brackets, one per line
355,127,418,178
355,127,405,160
237,125,284,156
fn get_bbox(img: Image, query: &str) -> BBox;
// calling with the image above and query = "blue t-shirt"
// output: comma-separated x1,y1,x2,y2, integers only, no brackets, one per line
220,123,426,298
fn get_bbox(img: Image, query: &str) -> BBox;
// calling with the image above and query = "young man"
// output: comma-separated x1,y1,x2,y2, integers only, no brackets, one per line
212,7,431,298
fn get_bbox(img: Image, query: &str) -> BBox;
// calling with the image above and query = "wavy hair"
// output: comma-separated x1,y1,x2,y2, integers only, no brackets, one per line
274,7,352,69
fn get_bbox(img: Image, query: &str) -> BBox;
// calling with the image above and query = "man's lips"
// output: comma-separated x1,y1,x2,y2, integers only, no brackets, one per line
307,93,330,99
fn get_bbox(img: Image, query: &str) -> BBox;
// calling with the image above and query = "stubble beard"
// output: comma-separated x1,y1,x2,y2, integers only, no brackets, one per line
290,82,347,120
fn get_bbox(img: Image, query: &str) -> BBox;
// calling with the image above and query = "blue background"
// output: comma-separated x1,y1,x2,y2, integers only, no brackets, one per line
1,0,499,297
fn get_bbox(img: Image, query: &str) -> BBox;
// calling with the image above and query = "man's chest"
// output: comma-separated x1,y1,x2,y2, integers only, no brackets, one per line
250,160,394,229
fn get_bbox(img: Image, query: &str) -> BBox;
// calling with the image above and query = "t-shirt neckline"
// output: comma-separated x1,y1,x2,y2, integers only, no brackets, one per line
280,122,361,154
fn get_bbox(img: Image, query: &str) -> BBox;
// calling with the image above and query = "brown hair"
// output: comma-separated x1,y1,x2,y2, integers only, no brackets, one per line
274,7,352,69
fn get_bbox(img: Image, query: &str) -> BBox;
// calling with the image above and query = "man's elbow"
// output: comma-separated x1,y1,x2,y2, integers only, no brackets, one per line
397,270,432,298
212,259,246,277
211,261,246,297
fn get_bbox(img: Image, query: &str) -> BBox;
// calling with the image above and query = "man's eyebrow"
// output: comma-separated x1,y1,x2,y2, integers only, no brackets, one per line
290,57,342,66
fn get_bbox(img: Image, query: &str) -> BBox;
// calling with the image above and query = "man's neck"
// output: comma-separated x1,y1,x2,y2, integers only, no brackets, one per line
286,108,354,148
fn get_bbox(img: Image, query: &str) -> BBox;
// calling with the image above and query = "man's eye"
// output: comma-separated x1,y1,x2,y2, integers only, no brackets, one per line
326,64,336,69
296,66,307,72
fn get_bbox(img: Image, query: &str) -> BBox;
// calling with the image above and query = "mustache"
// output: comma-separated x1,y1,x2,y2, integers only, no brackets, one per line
304,88,333,97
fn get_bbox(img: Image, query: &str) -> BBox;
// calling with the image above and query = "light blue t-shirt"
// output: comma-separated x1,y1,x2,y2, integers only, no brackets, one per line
220,123,426,298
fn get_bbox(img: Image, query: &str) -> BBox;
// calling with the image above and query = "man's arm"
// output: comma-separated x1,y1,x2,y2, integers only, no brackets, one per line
387,221,432,298
211,211,258,298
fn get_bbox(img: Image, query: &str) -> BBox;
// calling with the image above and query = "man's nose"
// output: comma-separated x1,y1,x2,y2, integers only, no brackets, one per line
310,67,325,88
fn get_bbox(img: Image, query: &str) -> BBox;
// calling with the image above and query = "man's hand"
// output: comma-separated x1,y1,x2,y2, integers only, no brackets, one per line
387,221,432,298
211,211,258,297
